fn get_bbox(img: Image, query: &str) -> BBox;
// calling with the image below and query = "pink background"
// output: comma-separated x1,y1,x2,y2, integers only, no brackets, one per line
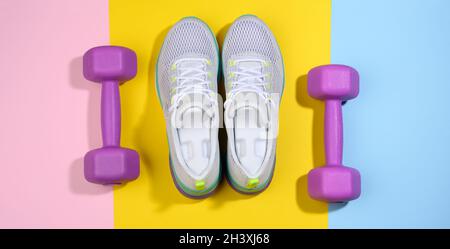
0,0,112,228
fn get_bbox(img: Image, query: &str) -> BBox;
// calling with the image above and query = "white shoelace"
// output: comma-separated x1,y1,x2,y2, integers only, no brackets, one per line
168,58,216,114
224,59,276,119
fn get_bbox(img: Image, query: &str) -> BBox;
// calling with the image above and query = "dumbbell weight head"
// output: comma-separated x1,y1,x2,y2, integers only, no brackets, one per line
83,46,139,185
83,46,137,83
308,64,359,101
84,147,139,185
308,165,360,202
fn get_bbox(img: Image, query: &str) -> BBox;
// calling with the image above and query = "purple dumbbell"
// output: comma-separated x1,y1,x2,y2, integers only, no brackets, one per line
307,64,361,202
83,46,140,185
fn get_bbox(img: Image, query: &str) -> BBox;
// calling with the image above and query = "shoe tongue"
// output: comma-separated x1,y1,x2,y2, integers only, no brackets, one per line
172,93,215,128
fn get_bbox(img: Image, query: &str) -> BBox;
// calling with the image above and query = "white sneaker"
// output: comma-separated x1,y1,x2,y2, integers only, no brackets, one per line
156,17,221,198
222,15,284,193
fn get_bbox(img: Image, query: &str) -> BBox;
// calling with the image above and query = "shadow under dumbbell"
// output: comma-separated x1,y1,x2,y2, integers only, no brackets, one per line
328,202,347,212
69,158,111,195
296,74,326,170
69,57,101,150
296,175,326,213
295,74,327,213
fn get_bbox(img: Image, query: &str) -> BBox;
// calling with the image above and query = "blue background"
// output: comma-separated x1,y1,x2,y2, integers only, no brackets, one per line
330,0,450,228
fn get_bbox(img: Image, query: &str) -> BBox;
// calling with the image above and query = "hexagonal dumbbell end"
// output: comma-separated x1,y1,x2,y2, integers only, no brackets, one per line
84,147,140,185
308,165,361,202
308,64,359,101
83,46,137,83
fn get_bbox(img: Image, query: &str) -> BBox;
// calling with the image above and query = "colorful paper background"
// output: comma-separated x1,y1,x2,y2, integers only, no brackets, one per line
111,0,329,228
329,0,450,228
0,0,449,228
0,0,112,228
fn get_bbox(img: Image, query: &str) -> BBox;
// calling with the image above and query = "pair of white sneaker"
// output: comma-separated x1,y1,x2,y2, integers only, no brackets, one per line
156,15,284,198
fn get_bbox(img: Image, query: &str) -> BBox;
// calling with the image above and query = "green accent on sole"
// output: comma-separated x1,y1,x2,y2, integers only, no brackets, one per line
195,180,206,190
227,169,271,193
247,178,260,188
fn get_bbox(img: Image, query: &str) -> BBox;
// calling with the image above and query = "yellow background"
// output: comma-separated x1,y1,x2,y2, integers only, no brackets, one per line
111,0,330,228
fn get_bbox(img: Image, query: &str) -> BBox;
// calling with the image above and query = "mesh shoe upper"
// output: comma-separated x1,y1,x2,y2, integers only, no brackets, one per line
156,17,220,197
222,15,284,193
222,15,284,95
157,17,219,112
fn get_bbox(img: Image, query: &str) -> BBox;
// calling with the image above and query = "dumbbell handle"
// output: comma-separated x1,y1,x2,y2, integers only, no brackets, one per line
101,80,121,147
324,100,343,165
